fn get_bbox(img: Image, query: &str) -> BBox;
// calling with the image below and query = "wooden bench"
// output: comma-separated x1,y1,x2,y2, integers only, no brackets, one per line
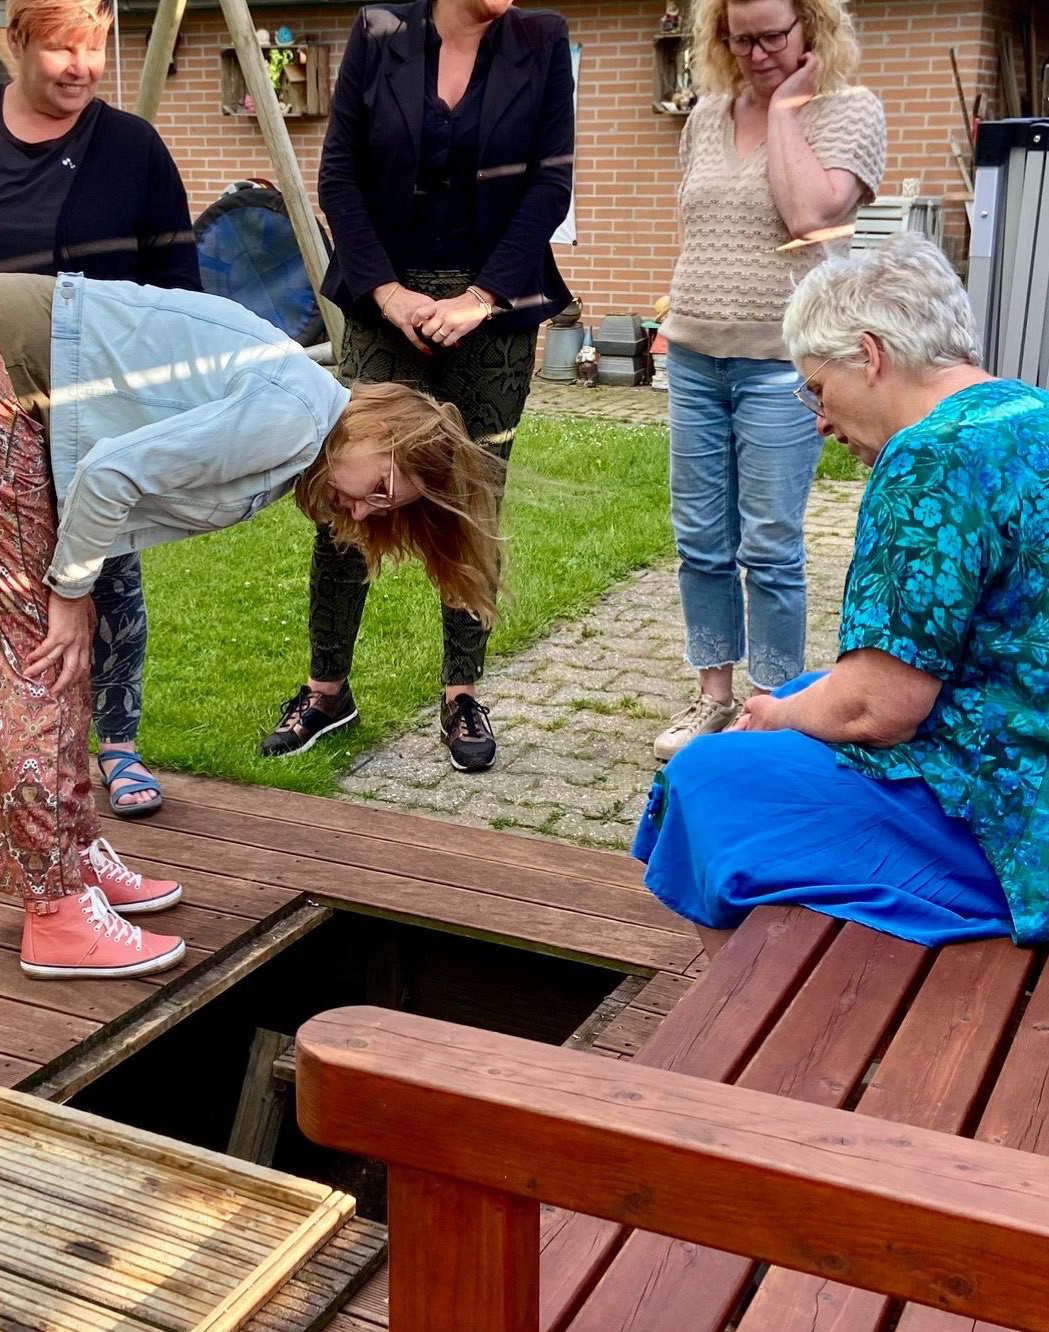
296,906,1049,1332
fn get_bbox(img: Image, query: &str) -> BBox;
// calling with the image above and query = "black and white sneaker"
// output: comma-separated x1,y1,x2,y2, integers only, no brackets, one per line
260,682,359,757
440,694,496,772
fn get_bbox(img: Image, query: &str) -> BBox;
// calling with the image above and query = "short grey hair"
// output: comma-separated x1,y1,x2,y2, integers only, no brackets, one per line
782,234,982,372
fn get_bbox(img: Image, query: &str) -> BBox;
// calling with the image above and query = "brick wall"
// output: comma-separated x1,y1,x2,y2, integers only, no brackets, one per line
2,0,1046,333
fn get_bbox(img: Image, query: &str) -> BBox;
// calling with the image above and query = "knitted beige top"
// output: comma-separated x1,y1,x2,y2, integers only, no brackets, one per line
663,87,886,361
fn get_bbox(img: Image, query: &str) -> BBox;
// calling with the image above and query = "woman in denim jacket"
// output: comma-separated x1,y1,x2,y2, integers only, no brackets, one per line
0,273,501,980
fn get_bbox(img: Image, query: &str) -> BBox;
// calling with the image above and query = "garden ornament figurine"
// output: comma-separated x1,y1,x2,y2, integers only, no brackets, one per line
661,2,681,33
576,340,599,387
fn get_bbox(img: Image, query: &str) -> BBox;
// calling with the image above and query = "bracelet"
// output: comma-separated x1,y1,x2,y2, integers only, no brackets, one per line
467,285,494,320
379,283,401,320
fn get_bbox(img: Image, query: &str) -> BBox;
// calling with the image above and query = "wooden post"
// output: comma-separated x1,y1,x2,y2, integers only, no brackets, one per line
387,1165,539,1332
218,0,345,351
135,0,187,124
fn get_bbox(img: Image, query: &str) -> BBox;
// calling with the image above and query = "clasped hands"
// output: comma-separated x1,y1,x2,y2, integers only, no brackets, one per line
374,282,493,353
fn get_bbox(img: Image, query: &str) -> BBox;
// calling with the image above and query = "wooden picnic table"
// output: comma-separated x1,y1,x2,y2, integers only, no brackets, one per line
297,906,1049,1332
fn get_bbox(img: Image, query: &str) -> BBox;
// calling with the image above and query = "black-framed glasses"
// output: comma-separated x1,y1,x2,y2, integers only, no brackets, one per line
792,357,833,415
724,16,800,56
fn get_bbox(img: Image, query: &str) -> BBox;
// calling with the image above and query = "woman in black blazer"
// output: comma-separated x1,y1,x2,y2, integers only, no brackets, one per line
262,0,574,773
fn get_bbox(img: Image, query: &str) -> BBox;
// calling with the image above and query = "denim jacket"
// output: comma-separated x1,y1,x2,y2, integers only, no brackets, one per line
45,274,349,598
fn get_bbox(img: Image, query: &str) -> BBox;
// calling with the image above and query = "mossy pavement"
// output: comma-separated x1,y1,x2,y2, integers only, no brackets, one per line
339,380,863,852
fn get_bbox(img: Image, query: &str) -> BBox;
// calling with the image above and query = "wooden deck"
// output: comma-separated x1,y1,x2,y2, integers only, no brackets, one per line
1,770,700,1100
306,911,1049,1332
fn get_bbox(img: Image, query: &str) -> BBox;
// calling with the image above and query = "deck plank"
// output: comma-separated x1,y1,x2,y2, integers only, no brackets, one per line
894,956,1049,1332
106,798,690,937
0,998,101,1065
86,820,694,973
737,938,1036,1332
540,908,838,1332
1,1055,42,1088
567,925,928,1332
136,770,646,889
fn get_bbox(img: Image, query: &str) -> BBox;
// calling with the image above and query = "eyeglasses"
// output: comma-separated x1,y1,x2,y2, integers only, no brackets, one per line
793,357,833,415
363,437,397,510
724,16,800,56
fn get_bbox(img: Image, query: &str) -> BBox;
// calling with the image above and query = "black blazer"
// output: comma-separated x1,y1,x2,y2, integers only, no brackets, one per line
319,1,574,331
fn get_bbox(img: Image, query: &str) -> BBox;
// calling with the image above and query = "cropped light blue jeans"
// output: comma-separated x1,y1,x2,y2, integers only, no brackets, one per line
668,343,823,689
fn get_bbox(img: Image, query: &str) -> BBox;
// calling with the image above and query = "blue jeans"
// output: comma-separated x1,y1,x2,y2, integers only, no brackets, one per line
667,344,823,689
90,553,146,744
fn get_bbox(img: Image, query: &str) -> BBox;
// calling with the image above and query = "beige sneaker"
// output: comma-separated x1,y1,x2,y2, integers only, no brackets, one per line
653,694,742,761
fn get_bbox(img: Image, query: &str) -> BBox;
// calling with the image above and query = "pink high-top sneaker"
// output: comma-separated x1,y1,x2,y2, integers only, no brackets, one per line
79,837,182,913
21,886,185,979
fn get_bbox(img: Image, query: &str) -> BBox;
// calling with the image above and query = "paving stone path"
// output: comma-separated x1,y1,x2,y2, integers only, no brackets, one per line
341,384,863,852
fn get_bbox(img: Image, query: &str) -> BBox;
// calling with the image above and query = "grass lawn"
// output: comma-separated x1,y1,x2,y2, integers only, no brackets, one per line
135,413,859,796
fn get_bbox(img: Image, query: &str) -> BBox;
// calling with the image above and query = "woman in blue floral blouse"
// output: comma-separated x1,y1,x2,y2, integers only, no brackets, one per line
634,234,1049,951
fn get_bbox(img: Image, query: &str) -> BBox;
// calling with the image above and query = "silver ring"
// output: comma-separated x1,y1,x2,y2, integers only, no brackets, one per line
432,328,446,341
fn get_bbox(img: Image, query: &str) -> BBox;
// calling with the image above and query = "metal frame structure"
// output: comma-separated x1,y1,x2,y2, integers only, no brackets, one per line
968,118,1049,388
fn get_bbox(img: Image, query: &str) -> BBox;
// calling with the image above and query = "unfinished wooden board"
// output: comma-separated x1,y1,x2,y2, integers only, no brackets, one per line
0,1087,357,1332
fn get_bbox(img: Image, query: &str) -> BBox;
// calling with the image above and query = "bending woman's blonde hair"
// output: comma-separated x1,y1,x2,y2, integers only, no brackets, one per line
692,0,860,95
296,382,503,627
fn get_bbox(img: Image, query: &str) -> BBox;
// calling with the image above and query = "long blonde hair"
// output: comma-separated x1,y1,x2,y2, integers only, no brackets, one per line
691,0,859,95
296,382,503,626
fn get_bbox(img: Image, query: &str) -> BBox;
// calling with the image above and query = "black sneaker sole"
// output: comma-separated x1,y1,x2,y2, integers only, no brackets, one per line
439,727,496,772
262,707,359,759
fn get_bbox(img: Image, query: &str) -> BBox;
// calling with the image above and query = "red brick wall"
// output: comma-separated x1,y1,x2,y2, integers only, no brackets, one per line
2,0,1046,333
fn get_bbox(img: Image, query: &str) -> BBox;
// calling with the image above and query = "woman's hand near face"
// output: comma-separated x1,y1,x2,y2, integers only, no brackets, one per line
769,50,821,113
373,283,438,352
417,292,494,348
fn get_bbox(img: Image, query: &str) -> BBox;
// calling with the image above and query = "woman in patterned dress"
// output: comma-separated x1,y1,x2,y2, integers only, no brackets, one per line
635,236,1049,952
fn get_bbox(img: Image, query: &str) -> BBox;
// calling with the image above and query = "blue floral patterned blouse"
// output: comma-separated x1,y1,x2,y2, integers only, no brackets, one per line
836,378,1049,946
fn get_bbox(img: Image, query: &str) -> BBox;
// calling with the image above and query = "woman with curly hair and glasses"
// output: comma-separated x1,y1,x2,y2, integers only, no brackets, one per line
652,0,886,761
1,272,499,980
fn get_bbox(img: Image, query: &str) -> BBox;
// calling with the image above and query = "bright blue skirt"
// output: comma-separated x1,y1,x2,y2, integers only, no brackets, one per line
633,679,1013,948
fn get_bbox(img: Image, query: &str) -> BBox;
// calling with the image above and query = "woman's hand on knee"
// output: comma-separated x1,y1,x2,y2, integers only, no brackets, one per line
25,592,93,694
737,694,781,731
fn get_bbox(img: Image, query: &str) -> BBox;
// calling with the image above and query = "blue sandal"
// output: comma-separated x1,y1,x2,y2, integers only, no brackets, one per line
97,748,163,818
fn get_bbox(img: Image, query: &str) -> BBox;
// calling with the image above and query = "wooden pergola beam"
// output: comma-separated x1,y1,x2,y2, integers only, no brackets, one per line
218,0,345,351
135,0,187,124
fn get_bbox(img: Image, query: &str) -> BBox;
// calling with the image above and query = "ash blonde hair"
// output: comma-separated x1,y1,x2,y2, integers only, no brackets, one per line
783,234,982,371
6,0,112,48
296,382,503,626
691,0,859,95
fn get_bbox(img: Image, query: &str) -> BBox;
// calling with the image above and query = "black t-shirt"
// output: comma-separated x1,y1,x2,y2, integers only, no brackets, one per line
0,87,103,274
